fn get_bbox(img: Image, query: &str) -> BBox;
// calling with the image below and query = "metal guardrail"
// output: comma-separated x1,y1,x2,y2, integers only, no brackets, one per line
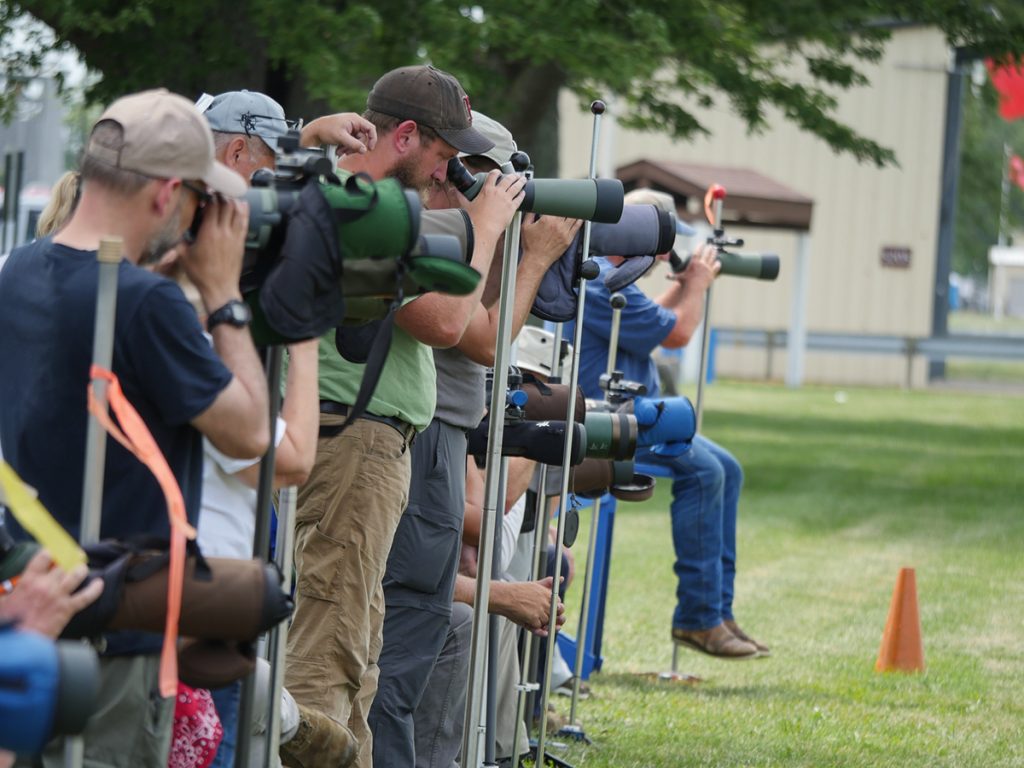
714,328,1024,387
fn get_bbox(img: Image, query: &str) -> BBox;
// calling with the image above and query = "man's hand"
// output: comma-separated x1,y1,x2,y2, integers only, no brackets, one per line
300,113,378,155
463,171,527,244
491,577,565,637
668,243,720,291
0,550,103,638
178,196,250,314
521,214,582,269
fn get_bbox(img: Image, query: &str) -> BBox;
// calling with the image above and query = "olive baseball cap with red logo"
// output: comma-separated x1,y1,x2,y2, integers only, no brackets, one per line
366,65,495,155
85,88,246,198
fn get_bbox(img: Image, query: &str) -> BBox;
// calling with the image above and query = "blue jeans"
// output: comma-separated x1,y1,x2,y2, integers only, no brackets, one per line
638,434,743,631
210,681,242,768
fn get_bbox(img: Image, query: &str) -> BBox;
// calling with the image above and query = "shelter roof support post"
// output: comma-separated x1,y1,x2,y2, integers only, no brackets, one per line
786,232,810,388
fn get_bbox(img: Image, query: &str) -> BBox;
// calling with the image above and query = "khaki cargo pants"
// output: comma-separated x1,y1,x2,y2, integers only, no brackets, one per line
285,416,412,768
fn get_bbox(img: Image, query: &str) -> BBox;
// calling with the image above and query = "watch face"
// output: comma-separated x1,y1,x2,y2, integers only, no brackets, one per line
228,302,252,324
210,300,252,329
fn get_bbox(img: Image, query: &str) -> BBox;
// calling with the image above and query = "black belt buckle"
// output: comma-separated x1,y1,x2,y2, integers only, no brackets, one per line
319,400,415,444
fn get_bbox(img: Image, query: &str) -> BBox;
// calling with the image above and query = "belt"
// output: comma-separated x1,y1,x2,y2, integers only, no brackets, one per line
319,400,416,444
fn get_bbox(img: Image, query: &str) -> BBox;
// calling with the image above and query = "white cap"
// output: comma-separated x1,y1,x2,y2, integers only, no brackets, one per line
515,326,573,377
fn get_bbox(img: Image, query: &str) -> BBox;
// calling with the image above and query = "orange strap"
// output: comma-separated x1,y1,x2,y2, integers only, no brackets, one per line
87,365,196,698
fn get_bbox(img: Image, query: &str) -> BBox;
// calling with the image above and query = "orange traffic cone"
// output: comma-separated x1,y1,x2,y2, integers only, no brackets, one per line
875,567,925,673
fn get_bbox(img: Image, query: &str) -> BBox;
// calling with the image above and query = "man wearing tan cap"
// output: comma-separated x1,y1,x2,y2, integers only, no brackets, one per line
285,65,525,768
0,88,269,767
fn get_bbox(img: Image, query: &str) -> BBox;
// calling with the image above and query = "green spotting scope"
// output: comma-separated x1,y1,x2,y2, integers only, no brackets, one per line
447,157,624,224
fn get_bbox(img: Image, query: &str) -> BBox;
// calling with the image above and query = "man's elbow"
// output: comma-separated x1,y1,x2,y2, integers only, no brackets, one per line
435,316,468,348
275,467,311,488
242,424,273,459
661,327,691,350
226,419,272,460
457,340,495,367
274,449,315,488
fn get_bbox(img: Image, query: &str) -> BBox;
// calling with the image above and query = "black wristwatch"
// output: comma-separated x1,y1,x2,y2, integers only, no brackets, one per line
207,299,252,331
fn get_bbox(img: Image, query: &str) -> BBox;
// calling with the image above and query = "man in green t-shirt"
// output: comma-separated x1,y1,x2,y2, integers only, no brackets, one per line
284,65,524,768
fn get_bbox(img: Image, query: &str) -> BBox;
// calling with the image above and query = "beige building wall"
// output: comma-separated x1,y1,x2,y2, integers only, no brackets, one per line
558,26,951,387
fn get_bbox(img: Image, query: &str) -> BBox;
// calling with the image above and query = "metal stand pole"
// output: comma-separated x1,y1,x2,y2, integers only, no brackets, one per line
484,456,510,766
566,292,625,727
80,237,123,544
536,99,606,763
462,210,524,768
235,345,284,768
510,325,564,763
69,236,123,768
693,286,714,435
693,193,724,435
670,192,723,674
263,484,297,767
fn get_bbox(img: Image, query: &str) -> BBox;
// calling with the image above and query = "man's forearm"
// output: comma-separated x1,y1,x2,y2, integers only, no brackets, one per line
456,252,550,366
211,326,270,422
395,226,502,347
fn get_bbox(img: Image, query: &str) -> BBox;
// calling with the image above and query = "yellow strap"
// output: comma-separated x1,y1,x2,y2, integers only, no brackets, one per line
0,460,87,572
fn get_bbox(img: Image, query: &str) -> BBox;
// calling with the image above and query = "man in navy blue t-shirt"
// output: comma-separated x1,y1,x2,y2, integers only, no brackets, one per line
569,189,770,661
0,89,270,767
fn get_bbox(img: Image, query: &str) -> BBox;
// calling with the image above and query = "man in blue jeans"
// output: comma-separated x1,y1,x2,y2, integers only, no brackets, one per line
569,189,769,659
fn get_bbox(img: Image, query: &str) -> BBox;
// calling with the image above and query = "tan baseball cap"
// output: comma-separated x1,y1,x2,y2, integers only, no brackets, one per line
459,110,517,168
624,188,696,236
85,88,246,198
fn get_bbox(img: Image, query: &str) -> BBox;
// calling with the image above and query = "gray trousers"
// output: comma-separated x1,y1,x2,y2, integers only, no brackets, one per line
370,420,467,767
495,616,529,761
412,602,474,768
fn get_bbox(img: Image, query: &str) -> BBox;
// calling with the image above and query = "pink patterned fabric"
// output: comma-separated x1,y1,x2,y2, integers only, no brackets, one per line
168,683,223,768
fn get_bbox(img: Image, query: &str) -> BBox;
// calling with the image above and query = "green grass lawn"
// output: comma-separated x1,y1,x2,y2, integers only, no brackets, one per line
542,382,1024,768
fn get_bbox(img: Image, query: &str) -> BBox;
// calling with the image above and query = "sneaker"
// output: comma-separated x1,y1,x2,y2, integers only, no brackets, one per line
671,623,759,660
724,619,771,657
553,678,591,699
279,703,357,768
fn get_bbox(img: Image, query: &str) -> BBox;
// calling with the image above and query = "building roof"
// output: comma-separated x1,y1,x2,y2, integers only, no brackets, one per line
616,159,814,231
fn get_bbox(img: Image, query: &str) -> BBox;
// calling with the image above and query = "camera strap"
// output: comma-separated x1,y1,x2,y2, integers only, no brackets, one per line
328,274,406,438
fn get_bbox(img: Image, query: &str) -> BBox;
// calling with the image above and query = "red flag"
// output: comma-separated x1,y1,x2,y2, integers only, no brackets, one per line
987,59,1024,121
1010,154,1024,192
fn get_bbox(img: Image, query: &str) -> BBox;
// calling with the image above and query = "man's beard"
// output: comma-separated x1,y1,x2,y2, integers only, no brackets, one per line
140,198,185,265
389,149,432,199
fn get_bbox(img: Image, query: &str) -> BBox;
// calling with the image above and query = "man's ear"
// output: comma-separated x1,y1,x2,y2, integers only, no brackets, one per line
223,136,249,170
152,178,180,217
392,120,419,155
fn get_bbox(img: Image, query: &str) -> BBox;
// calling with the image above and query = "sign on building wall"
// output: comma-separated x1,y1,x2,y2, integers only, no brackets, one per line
881,246,912,269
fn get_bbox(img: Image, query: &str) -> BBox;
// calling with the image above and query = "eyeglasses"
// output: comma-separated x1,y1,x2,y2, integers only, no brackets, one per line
181,181,212,244
182,180,212,206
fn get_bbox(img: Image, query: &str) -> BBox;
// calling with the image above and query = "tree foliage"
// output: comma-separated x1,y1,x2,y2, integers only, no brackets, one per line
3,0,1024,175
953,76,1024,278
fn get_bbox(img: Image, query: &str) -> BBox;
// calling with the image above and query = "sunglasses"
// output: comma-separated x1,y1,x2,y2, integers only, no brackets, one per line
182,181,213,244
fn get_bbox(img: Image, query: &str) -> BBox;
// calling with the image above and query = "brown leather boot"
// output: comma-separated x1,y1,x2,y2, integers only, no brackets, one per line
671,623,758,659
279,703,358,768
724,619,771,657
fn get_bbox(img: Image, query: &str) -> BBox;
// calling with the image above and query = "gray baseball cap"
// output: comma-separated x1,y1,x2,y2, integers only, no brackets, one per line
200,90,293,150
